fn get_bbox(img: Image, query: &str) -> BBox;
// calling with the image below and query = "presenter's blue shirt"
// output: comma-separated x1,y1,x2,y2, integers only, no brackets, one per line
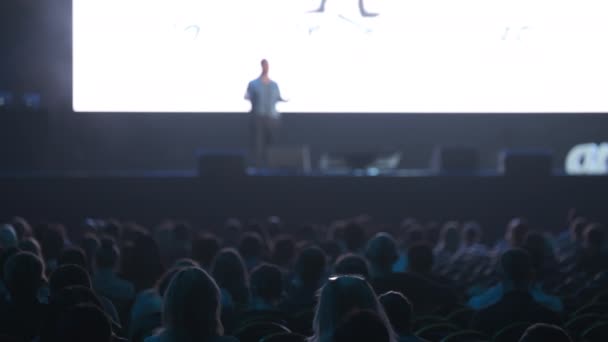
246,77,282,118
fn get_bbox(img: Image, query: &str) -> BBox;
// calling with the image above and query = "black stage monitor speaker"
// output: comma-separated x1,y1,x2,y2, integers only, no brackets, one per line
198,152,246,178
431,146,480,174
498,149,553,177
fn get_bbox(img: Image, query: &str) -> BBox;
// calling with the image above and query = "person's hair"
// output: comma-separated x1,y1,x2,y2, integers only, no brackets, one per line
56,303,113,342
271,235,296,267
192,233,221,269
435,221,460,253
211,248,250,306
379,291,413,335
59,247,88,269
311,275,395,342
3,251,46,300
49,264,92,297
462,221,482,246
343,222,367,252
519,323,572,342
506,218,530,248
294,246,327,287
156,267,186,297
250,263,284,302
333,310,391,342
121,232,165,291
583,223,605,251
101,220,122,240
96,236,120,269
162,267,224,340
80,233,100,270
10,216,33,239
0,224,18,249
500,248,533,285
365,233,398,271
569,217,588,242
173,222,192,242
238,232,265,261
19,237,42,258
407,243,434,274
334,253,370,279
523,231,552,275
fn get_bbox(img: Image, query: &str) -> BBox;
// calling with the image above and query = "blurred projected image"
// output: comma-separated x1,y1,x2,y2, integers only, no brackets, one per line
73,0,608,113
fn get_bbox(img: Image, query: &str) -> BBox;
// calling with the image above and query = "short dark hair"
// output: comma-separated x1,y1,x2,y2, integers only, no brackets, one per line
379,291,413,334
407,243,434,274
4,251,46,300
59,247,88,269
239,232,264,261
295,246,326,286
500,248,532,284
334,253,370,279
96,237,119,269
250,263,283,301
49,264,92,297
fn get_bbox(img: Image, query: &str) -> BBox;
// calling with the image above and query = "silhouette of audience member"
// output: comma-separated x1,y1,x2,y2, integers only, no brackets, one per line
334,253,370,279
281,246,327,312
0,252,48,340
310,275,396,342
36,224,66,275
576,223,608,276
10,216,33,240
433,221,460,268
249,263,284,310
471,249,561,336
81,233,101,272
223,219,243,248
518,323,572,342
211,248,250,309
366,233,399,278
192,233,220,270
121,232,165,292
58,247,88,269
271,235,296,269
379,291,425,342
144,267,238,342
343,222,367,253
495,218,530,253
19,237,42,258
239,232,265,271
334,310,392,342
453,221,486,260
0,224,17,250
93,237,135,312
56,303,114,342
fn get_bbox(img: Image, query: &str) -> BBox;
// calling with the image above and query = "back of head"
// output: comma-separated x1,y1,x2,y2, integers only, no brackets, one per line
519,323,572,342
334,253,370,279
343,222,367,252
250,263,283,301
314,275,390,342
271,235,296,267
333,310,391,342
36,224,66,261
0,224,18,249
506,218,530,248
211,248,248,287
59,247,88,269
583,223,605,251
462,221,482,246
56,303,112,342
192,233,220,269
294,246,327,287
379,291,413,335
96,236,119,270
500,248,533,286
11,216,33,239
238,232,265,261
365,233,398,271
49,264,92,297
407,243,434,274
19,237,42,257
163,267,223,339
438,221,460,252
4,251,46,300
569,217,588,242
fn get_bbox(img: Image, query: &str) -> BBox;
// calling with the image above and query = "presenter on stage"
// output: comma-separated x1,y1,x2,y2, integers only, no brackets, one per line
245,59,287,168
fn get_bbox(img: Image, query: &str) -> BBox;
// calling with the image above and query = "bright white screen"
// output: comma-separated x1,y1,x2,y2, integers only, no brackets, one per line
73,0,608,113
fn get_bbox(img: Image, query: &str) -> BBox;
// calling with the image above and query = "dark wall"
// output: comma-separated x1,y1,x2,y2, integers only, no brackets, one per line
32,112,608,172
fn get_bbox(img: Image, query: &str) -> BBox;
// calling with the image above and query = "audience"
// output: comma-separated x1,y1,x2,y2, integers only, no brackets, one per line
0,213,605,342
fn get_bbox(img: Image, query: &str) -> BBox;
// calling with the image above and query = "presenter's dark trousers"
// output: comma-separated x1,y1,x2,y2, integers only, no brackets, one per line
251,114,280,168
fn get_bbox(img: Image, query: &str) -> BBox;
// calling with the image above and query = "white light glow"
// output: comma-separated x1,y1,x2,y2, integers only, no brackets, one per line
73,0,608,113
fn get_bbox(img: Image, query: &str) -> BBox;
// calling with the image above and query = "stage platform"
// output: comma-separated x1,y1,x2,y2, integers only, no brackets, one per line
1,170,607,240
